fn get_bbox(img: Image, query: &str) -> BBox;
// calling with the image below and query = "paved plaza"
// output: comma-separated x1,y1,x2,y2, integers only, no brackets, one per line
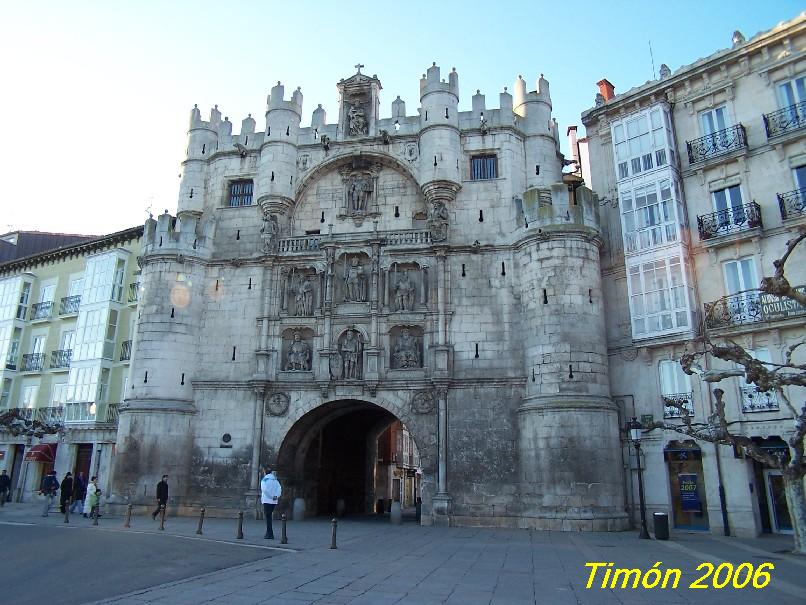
1,503,804,605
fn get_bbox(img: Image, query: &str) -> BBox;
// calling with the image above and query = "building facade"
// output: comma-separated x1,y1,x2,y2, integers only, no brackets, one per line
0,228,142,502
109,64,629,529
582,14,806,536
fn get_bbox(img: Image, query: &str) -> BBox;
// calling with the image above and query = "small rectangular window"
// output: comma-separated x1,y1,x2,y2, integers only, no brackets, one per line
618,162,629,179
631,158,642,174
642,153,653,171
228,180,254,207
470,155,498,180
655,149,667,167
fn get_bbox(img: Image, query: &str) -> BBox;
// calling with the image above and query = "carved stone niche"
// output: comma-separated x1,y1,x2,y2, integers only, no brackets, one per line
280,327,315,373
384,262,427,311
332,327,365,381
389,325,424,370
336,252,371,304
282,267,322,317
337,158,382,226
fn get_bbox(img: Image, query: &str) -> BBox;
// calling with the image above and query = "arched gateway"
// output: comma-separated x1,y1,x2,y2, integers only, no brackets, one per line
110,65,628,530
275,399,427,517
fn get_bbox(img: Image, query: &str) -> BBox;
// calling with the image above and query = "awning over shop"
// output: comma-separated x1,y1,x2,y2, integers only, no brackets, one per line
24,443,57,462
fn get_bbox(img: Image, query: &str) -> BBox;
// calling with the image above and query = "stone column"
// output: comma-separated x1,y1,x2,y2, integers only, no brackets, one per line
250,386,265,492
432,385,452,522
436,251,446,344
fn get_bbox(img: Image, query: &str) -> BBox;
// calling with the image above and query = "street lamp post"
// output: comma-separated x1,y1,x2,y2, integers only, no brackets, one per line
627,417,651,539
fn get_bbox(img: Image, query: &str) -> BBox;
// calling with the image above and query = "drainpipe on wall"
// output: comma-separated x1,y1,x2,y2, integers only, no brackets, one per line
614,395,636,525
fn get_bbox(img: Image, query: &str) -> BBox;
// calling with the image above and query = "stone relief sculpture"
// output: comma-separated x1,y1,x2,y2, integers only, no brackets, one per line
347,175,373,213
347,102,368,136
285,331,311,371
411,390,435,414
428,200,449,242
340,329,363,379
293,275,315,316
392,327,420,369
265,392,290,416
261,215,279,253
343,257,367,302
393,270,416,311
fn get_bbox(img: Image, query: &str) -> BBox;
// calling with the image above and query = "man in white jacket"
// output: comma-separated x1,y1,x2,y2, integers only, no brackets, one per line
260,469,282,539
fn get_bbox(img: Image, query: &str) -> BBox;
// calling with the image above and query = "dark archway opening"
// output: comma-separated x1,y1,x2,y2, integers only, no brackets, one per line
276,399,421,518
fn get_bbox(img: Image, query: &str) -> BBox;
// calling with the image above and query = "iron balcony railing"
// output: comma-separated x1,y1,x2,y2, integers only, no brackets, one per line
703,286,806,329
778,188,806,221
50,349,72,369
686,124,747,165
64,402,96,423
20,353,45,372
697,201,761,241
662,392,694,418
128,283,140,304
30,301,53,321
9,407,34,421
740,385,779,412
120,340,132,361
36,406,64,424
59,295,81,315
763,101,806,138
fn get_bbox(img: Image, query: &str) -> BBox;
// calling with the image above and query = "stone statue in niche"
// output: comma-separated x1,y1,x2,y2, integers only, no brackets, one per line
340,329,362,379
428,200,449,242
261,215,279,253
348,102,368,136
285,331,311,371
347,174,373,213
343,257,366,302
393,270,416,311
392,328,420,369
293,275,315,316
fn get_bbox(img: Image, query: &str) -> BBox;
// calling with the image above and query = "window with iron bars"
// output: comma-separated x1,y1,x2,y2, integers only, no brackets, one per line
228,180,254,207
470,155,497,180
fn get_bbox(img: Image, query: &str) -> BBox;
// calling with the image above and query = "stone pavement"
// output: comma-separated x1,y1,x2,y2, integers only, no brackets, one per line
1,502,804,604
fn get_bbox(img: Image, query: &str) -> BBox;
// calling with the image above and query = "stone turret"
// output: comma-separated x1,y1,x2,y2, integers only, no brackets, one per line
177,105,221,217
417,63,461,234
257,82,303,226
513,75,562,191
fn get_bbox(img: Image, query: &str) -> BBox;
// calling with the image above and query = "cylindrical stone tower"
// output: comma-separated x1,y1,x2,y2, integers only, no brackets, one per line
177,105,220,217
515,184,627,530
418,63,461,190
257,82,302,227
513,75,562,191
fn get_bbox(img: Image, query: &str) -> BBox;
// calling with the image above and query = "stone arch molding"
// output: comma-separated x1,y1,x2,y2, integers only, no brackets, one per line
294,151,422,202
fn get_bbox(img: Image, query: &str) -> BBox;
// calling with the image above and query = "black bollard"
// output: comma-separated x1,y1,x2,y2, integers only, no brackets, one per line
280,513,288,544
64,505,69,524
159,504,166,531
236,510,244,539
92,507,99,526
196,507,205,535
330,518,337,549
123,504,132,528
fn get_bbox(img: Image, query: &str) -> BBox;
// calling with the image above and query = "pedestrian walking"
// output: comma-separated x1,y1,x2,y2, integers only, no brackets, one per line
88,484,101,520
151,475,169,520
59,472,73,513
0,470,10,506
39,470,59,517
71,472,86,513
83,476,98,518
260,468,282,539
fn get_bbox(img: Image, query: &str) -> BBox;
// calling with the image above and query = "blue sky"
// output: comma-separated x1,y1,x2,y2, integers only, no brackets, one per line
0,1,801,235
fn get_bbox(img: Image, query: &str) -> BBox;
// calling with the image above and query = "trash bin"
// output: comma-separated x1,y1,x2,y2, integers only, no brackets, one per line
376,499,385,515
653,512,669,540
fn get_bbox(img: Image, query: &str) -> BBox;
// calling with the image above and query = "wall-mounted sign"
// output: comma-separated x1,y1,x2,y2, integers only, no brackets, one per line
679,473,702,512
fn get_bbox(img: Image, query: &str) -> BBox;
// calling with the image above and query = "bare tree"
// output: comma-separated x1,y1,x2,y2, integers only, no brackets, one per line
0,408,63,439
654,232,806,554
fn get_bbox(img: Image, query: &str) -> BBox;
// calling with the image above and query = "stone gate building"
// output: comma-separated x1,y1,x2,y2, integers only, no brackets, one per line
110,64,628,529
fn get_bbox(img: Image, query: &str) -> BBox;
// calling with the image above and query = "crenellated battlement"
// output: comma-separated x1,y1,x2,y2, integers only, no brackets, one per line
521,184,601,233
267,81,303,116
419,63,459,100
142,211,214,258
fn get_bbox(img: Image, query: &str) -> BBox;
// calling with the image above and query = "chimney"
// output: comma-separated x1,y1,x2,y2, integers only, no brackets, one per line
596,79,616,102
566,126,579,164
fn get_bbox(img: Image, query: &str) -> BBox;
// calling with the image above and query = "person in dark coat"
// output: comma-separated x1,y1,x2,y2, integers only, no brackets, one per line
59,472,73,513
71,472,86,513
0,470,11,506
152,475,168,520
39,470,59,517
